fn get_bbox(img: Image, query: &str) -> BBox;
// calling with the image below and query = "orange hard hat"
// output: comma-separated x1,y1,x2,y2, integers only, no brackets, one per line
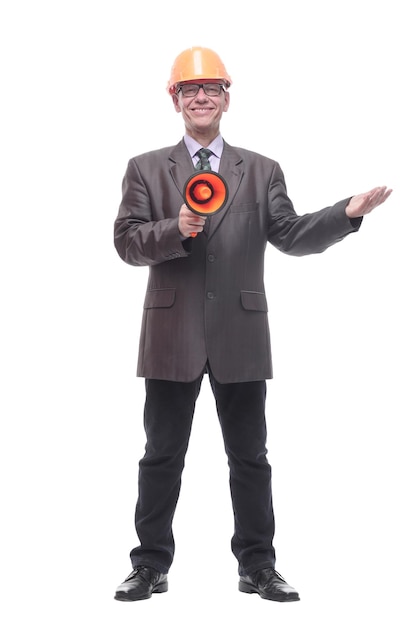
167,46,232,95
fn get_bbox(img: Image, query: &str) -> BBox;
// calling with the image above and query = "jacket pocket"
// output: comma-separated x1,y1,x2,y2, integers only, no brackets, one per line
240,290,268,312
230,202,258,213
144,288,176,309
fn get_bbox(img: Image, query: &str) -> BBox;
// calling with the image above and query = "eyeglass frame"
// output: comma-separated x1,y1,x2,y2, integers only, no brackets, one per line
175,83,226,97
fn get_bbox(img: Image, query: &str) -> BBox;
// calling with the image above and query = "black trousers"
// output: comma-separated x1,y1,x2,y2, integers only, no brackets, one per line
130,366,276,575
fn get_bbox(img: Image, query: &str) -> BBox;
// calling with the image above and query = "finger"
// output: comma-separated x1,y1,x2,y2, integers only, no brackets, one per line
187,217,206,236
363,187,392,213
191,216,206,226
369,186,386,201
370,187,391,207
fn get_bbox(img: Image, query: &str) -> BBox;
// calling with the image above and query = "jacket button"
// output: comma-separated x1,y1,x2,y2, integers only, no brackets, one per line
207,291,215,300
207,254,215,262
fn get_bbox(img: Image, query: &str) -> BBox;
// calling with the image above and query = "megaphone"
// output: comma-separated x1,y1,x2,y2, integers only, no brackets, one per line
183,171,228,237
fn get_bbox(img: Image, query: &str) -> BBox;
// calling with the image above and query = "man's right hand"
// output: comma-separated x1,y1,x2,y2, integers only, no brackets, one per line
178,204,206,238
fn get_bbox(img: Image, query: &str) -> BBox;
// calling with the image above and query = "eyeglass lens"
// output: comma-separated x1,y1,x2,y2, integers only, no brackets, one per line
179,84,223,97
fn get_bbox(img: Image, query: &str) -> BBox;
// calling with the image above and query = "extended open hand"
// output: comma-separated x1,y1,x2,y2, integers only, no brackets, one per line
346,186,392,218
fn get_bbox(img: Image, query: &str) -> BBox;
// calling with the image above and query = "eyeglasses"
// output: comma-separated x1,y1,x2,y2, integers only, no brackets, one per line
176,83,224,98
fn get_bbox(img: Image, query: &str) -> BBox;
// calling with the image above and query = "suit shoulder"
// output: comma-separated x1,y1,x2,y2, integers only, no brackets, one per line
225,143,281,168
129,145,176,164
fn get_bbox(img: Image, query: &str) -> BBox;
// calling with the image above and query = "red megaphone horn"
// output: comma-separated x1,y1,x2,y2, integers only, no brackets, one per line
183,171,228,237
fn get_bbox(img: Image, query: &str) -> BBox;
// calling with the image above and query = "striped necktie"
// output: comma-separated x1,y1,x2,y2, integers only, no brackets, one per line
195,148,213,171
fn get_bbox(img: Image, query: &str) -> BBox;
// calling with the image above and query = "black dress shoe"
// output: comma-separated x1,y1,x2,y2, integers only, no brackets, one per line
114,566,168,601
239,568,300,602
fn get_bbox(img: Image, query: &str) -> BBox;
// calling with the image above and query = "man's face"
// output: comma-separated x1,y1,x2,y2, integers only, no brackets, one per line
172,80,230,138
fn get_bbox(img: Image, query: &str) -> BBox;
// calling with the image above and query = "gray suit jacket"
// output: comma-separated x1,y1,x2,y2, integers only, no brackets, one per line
114,139,361,383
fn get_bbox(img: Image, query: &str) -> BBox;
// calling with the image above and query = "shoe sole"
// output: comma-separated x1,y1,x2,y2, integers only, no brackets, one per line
239,580,300,602
115,581,168,602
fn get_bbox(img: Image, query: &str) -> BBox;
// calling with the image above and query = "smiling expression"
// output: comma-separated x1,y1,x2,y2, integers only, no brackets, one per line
172,80,230,144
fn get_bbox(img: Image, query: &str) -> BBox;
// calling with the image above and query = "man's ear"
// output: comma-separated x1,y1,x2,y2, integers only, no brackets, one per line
223,91,230,112
172,94,181,113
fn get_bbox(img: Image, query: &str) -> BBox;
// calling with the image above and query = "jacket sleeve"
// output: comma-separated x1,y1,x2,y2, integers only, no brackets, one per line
114,158,190,266
267,162,362,256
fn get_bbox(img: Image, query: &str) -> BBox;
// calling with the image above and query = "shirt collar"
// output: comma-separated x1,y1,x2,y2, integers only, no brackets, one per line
184,134,224,160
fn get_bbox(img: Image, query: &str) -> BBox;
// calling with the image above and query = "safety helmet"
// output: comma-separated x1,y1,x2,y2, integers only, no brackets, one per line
167,46,232,95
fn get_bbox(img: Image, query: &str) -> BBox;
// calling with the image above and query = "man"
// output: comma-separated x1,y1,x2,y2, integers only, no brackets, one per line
113,46,392,602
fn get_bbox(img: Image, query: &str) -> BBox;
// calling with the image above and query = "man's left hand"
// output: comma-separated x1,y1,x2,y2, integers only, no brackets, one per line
346,186,392,218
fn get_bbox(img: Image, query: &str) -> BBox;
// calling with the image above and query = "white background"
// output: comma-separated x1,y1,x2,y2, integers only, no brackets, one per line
1,0,416,624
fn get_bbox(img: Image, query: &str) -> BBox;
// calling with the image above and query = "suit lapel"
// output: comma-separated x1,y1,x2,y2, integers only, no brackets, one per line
168,140,195,197
207,143,244,239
